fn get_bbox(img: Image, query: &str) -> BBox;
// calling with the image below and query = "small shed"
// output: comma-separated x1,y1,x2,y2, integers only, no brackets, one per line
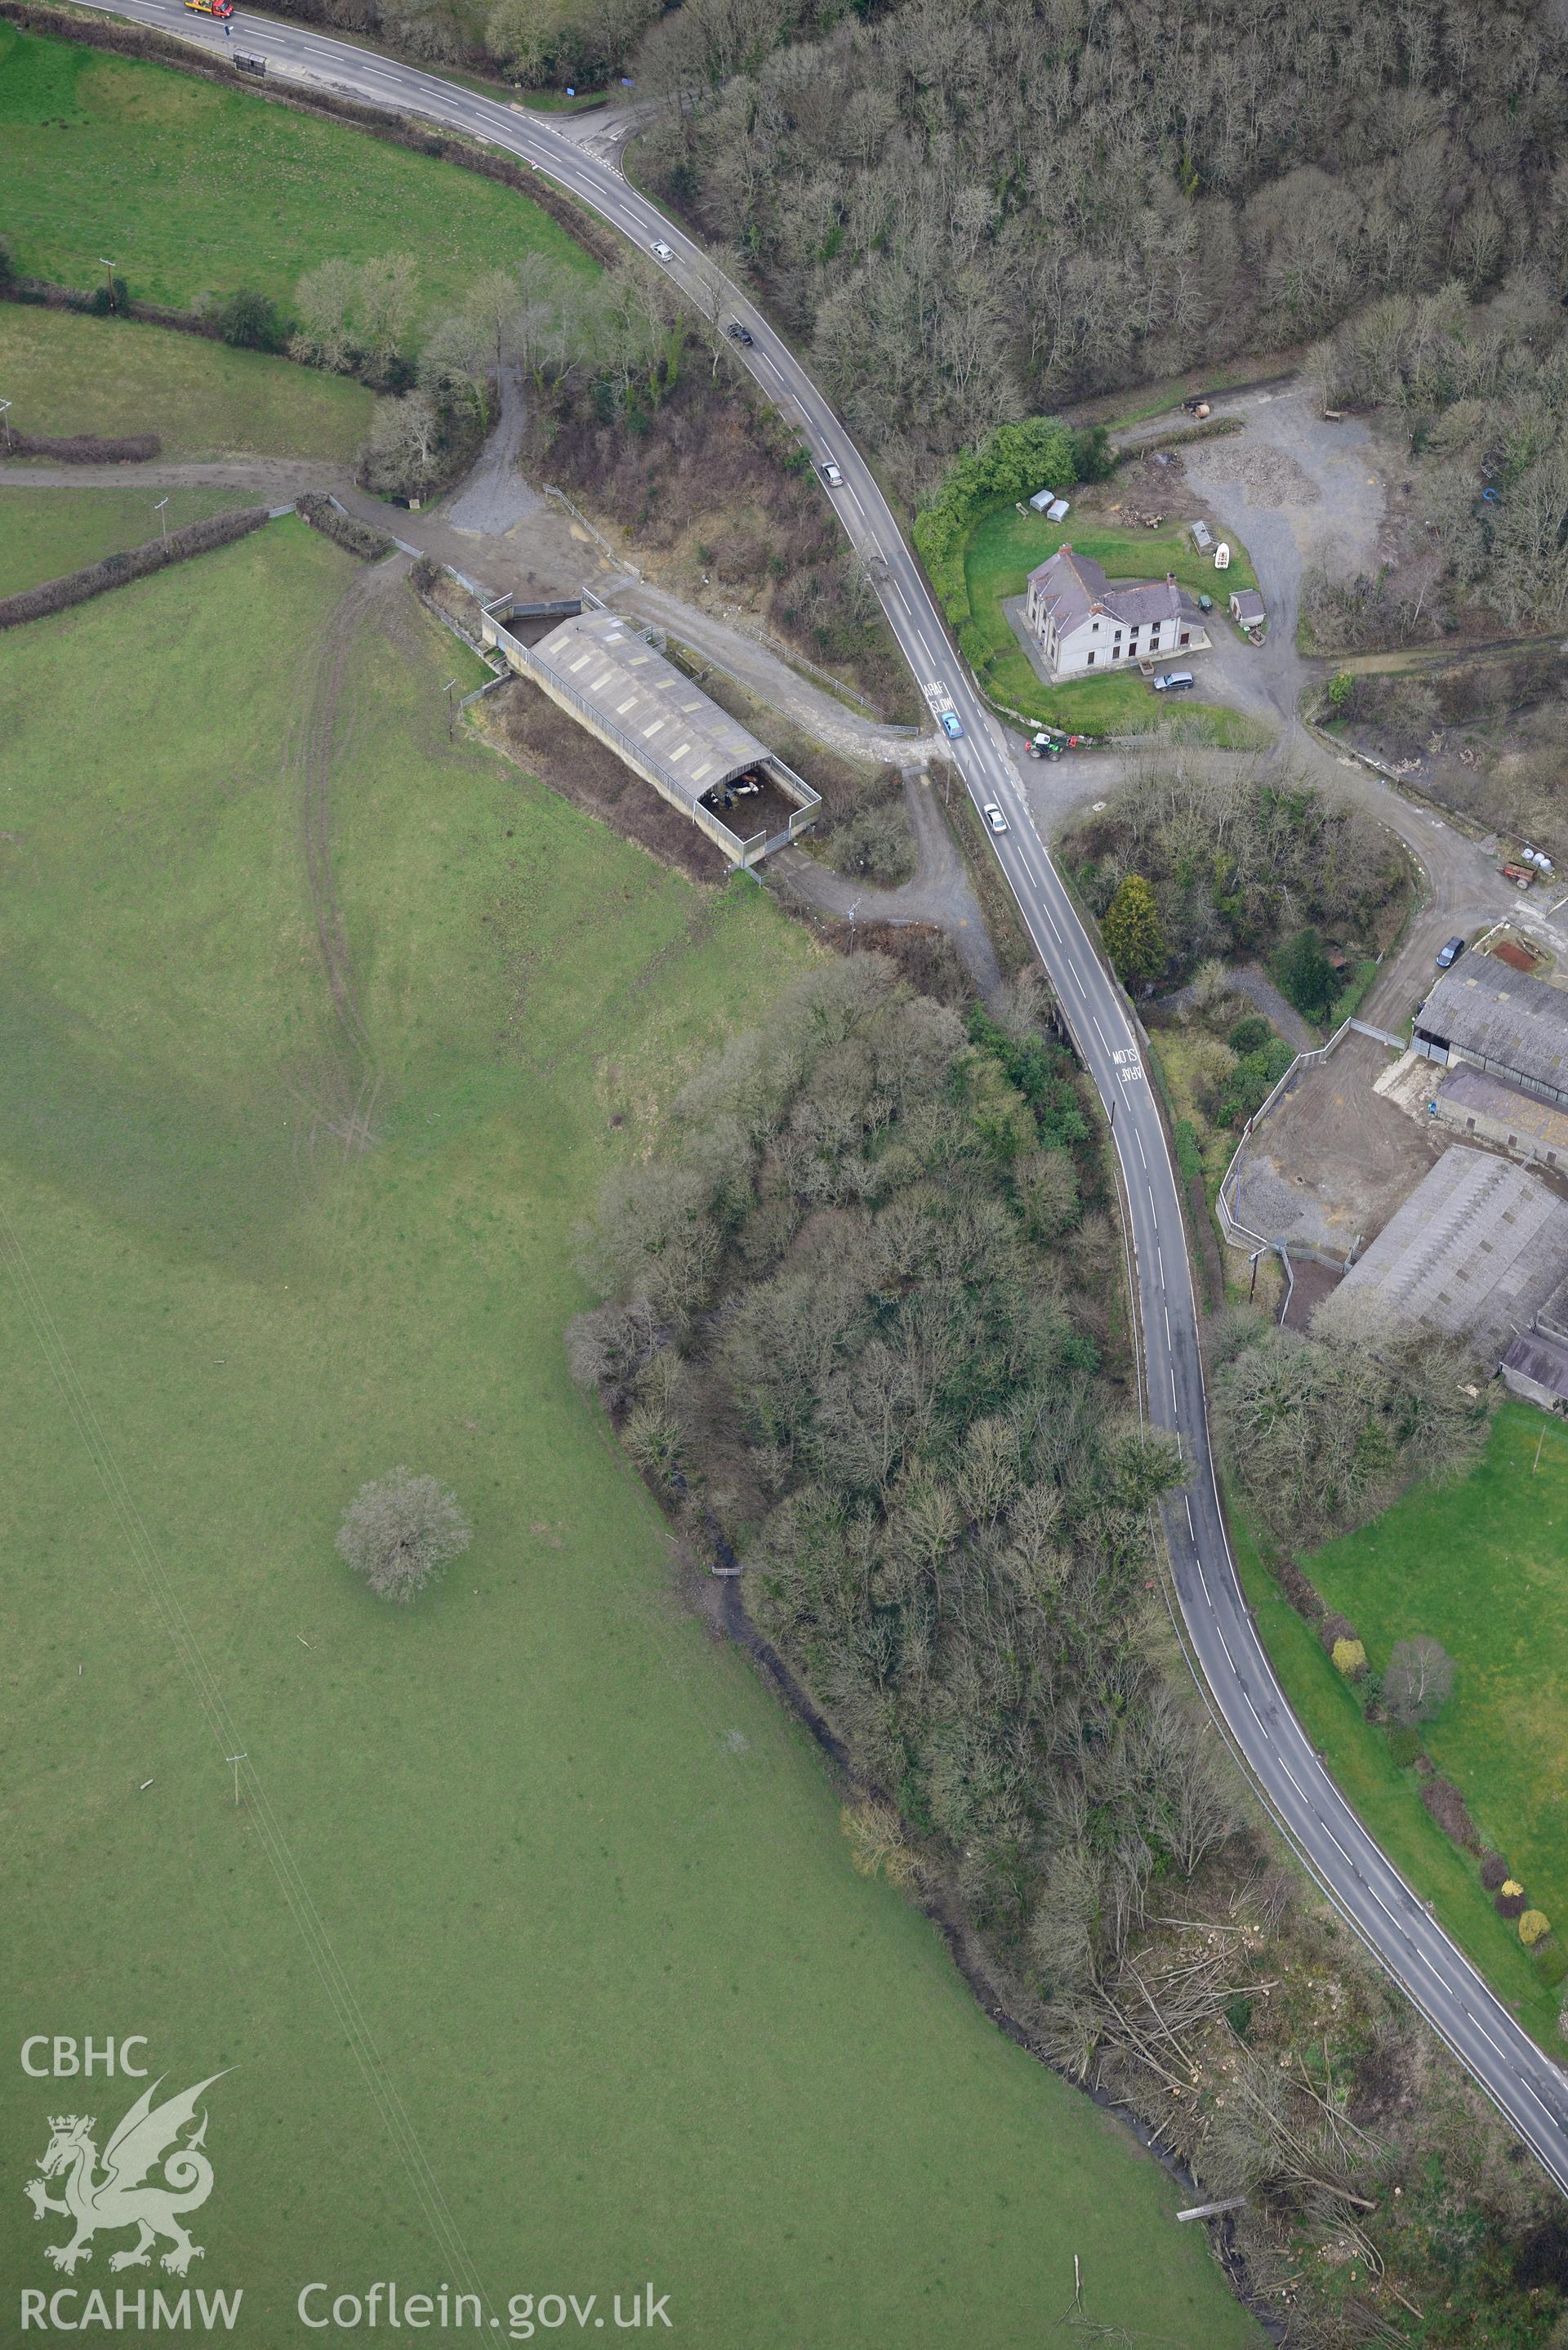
1029,487,1056,512
1230,587,1266,628
1189,520,1214,553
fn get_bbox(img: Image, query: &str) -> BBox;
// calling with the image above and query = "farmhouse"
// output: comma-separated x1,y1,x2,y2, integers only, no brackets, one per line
1025,545,1209,683
1414,962,1568,1109
1315,1146,1568,1364
479,603,820,866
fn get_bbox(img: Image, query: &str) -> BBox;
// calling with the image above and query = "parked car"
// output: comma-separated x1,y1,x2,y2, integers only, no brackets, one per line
651,239,675,261
820,458,844,486
984,803,1009,833
1436,935,1466,970
1153,670,1195,693
940,710,964,740
726,322,754,346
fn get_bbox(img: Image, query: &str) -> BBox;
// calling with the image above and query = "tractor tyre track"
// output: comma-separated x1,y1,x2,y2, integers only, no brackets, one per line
282,560,407,1175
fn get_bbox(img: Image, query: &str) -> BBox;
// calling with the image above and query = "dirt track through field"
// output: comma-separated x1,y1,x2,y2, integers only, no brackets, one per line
279,557,405,1173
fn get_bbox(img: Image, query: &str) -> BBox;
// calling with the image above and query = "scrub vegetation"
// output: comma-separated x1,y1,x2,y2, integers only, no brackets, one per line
1066,756,1407,987
571,961,1568,2348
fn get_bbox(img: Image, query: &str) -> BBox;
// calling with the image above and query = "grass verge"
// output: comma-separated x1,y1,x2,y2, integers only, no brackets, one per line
1232,1444,1566,2048
0,302,374,459
0,517,1258,2348
0,23,596,337
941,771,1036,980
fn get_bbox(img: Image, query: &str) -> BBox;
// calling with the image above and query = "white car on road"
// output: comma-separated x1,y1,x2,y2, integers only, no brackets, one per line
984,804,1009,833
651,239,675,261
820,458,844,486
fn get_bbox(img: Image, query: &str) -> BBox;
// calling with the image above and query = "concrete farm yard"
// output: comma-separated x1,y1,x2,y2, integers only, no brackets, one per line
0,519,1258,2347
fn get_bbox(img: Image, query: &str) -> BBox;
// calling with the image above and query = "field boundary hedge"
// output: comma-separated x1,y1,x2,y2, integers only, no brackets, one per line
0,423,160,461
296,493,393,560
0,503,272,627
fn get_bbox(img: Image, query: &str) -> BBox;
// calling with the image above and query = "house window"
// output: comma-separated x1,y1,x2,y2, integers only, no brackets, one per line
1180,631,1190,646
1087,652,1095,666
1091,621,1100,633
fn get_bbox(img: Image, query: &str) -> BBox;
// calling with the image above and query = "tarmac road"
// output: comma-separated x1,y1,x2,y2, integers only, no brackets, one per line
82,0,1568,2197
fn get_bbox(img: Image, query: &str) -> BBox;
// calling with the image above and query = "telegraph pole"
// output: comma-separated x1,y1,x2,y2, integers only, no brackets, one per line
154,496,170,546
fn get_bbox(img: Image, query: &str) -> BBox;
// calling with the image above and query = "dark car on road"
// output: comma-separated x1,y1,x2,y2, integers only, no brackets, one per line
726,322,754,346
1437,935,1466,970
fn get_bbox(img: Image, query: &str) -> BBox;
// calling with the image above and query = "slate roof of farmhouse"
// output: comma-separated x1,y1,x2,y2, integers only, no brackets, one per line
1027,544,1201,636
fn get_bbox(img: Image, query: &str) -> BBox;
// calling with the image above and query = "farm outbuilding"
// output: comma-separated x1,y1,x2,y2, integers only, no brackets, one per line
479,602,821,866
1414,963,1568,1109
1315,1146,1568,1364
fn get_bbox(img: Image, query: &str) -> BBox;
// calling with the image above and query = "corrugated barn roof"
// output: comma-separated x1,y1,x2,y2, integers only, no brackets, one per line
530,609,769,809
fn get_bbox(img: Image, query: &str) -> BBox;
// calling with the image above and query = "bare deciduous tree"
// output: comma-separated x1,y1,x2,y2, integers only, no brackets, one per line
336,1467,472,1603
1384,1634,1455,1725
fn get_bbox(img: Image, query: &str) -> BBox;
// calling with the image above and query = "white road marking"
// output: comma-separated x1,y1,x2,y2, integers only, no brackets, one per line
1157,1245,1165,1288
1216,1626,1235,1670
1183,1495,1194,1540
1196,1558,1210,1602
1092,1016,1109,1047
1070,966,1087,998
1164,1305,1172,1348
1169,1365,1179,1411
1135,1131,1147,1168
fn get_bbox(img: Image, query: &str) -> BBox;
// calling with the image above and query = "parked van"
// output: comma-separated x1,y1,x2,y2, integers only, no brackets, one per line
1153,670,1195,693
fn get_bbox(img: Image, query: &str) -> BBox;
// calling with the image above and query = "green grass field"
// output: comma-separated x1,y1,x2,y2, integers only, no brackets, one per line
1234,1407,1568,2045
959,505,1267,746
0,484,253,595
0,25,596,337
0,303,374,459
0,523,1259,2348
